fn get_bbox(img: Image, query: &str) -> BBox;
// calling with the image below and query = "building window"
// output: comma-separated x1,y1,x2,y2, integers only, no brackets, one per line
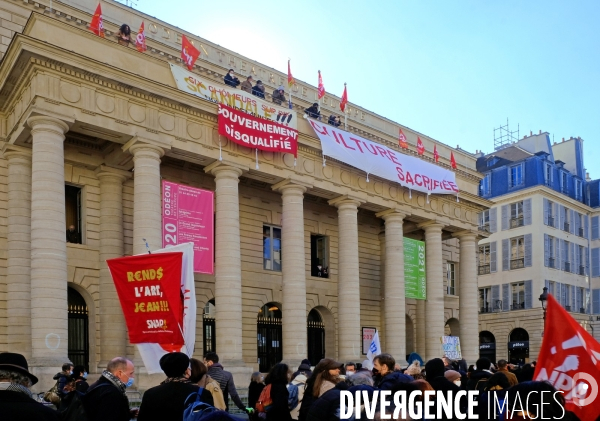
545,163,553,186
548,236,555,268
478,245,491,275
509,164,524,188
563,207,570,232
66,185,82,244
446,262,456,295
511,282,525,310
578,213,584,237
510,237,525,270
548,281,555,296
510,201,524,228
564,241,571,272
561,171,568,194
479,210,490,232
575,180,583,201
578,245,585,275
263,225,282,271
480,173,491,196
310,234,329,278
546,200,554,226
479,287,492,313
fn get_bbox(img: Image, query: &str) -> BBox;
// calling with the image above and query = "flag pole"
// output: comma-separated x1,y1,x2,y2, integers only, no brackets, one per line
343,82,347,130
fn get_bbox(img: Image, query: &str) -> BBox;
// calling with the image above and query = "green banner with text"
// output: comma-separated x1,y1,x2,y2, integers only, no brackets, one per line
404,237,426,299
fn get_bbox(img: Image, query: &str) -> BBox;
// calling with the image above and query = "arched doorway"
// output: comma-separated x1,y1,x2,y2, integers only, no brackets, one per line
307,309,325,365
445,318,460,337
508,328,529,365
257,303,282,372
68,287,89,371
203,299,216,355
479,331,496,363
405,315,415,356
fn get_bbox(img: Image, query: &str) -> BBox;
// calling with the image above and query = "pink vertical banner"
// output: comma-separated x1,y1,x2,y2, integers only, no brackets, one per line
162,181,214,274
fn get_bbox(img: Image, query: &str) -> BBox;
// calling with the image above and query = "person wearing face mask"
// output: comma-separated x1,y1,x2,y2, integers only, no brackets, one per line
82,357,138,421
224,69,241,88
443,370,462,388
52,362,73,400
137,352,213,421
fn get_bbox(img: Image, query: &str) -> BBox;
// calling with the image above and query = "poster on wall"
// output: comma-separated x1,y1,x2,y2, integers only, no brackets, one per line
362,327,376,355
404,237,426,299
442,336,462,359
162,181,214,274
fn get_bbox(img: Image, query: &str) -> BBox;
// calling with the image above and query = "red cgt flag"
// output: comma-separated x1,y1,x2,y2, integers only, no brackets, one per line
433,144,439,163
340,84,348,112
181,35,200,70
317,70,326,99
89,2,104,38
287,59,294,88
450,151,457,169
136,22,147,52
416,137,425,155
398,128,408,149
533,294,600,420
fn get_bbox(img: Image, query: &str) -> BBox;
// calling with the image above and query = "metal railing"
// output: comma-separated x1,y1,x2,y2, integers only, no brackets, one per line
547,216,554,226
480,306,493,314
511,303,525,310
565,305,572,311
548,257,555,268
579,227,585,237
510,258,525,270
579,266,585,276
478,265,491,275
564,222,570,232
446,286,455,295
479,224,490,233
564,262,571,272
510,217,524,229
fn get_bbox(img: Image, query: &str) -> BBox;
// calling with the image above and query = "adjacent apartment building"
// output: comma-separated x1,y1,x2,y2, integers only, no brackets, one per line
476,132,600,364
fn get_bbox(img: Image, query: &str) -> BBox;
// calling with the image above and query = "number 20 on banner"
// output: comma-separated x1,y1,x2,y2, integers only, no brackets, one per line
164,223,177,248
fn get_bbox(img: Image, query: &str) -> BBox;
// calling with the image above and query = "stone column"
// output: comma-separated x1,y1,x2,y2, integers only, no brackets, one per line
4,145,32,358
205,161,247,364
416,300,426,355
329,196,363,362
96,166,130,367
376,210,408,365
28,116,70,371
454,231,479,365
419,222,445,361
273,179,311,368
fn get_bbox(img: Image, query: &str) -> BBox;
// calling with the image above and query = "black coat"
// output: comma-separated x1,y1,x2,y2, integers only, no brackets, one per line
374,371,413,390
248,381,264,410
266,383,291,421
82,377,131,421
224,74,241,88
306,387,342,421
0,390,61,421
467,370,493,391
305,106,320,119
427,376,465,421
137,382,213,421
252,85,265,99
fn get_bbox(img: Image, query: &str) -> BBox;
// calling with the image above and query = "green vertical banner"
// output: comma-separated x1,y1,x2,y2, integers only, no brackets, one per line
404,237,426,299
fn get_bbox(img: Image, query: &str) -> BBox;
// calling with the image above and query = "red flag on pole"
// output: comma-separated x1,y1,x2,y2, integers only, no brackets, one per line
89,2,105,38
433,144,439,163
287,60,294,88
317,71,326,99
450,151,457,169
135,22,147,52
181,35,200,70
533,294,600,421
398,128,408,149
416,137,425,156
340,84,348,112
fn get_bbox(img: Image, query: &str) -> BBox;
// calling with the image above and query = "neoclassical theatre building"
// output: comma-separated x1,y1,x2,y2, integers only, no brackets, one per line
0,0,490,391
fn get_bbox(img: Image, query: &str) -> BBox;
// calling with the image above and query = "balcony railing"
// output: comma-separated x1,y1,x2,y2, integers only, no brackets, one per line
564,261,571,272
579,227,585,237
564,222,570,232
547,216,554,226
579,266,585,276
580,307,586,314
479,224,490,233
548,257,555,269
480,306,493,314
511,302,525,310
510,258,525,270
565,305,572,311
510,217,524,229
446,286,455,295
478,265,491,275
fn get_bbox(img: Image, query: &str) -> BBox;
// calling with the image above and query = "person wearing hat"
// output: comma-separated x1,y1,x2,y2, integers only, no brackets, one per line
304,103,321,120
272,85,286,106
137,352,213,421
443,369,462,387
241,75,254,94
252,80,265,99
0,352,61,420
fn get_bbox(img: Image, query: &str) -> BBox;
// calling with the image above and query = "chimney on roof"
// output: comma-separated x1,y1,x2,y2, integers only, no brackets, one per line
539,130,542,134
586,172,591,181
530,130,533,136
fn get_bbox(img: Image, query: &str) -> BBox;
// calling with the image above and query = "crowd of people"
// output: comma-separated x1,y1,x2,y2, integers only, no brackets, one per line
0,350,590,421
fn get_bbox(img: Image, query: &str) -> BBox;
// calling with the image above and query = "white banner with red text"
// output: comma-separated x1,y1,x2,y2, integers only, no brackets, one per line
218,104,298,157
170,63,297,130
308,119,458,195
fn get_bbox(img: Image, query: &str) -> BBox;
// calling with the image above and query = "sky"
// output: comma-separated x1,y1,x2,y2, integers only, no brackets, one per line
124,0,600,178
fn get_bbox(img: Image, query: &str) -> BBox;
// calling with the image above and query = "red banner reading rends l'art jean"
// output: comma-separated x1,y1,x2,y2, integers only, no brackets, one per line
107,252,184,345
218,104,298,157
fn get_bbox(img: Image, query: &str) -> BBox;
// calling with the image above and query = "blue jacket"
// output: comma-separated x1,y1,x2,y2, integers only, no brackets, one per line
375,371,413,391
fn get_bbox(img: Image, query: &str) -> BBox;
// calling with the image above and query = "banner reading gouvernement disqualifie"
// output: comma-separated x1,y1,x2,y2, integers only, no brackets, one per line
170,63,297,130
404,237,426,299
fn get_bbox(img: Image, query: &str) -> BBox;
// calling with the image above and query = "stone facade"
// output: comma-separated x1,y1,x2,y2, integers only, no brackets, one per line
0,0,489,392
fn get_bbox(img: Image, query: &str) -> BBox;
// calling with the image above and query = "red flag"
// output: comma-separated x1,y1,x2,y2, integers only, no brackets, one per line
340,84,348,112
89,3,105,38
181,35,200,70
533,294,600,420
417,137,425,155
135,22,147,53
287,60,294,88
433,144,439,162
317,71,325,99
450,151,457,169
398,128,408,148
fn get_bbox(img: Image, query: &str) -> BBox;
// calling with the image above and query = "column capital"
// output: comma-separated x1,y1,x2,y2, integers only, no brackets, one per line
122,135,171,157
375,208,409,222
204,160,248,178
27,115,70,137
452,230,479,241
328,194,365,209
272,177,313,194
2,144,31,160
418,221,445,232
95,165,132,182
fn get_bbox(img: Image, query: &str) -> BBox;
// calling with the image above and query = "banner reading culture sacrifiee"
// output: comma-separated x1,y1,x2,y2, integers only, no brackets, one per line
308,119,458,195
170,63,297,130
404,237,426,299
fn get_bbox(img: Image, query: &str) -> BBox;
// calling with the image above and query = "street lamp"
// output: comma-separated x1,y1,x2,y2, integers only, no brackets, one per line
539,287,549,337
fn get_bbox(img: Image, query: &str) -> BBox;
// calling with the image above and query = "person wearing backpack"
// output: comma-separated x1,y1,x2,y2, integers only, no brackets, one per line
138,352,213,421
289,369,307,420
260,363,292,421
189,358,226,410
298,359,343,421
248,372,265,421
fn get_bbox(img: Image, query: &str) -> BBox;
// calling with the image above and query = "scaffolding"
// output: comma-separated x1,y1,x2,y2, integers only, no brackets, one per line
494,118,519,151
